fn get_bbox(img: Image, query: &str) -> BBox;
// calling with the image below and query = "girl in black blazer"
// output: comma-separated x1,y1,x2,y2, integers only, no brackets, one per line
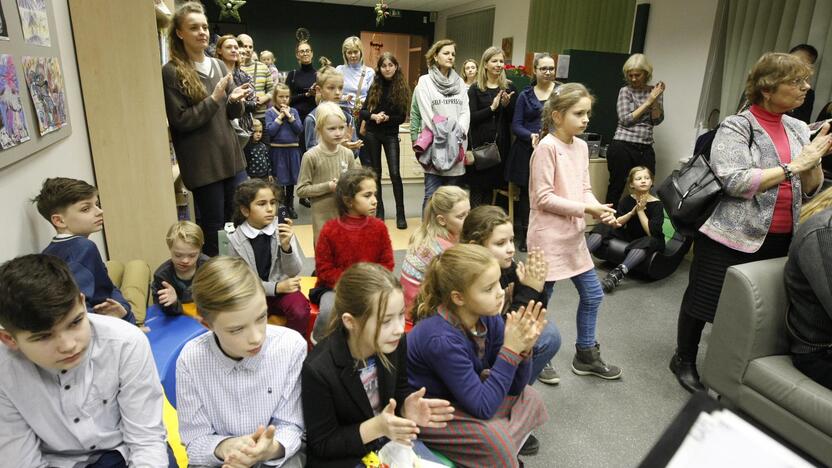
302,263,454,468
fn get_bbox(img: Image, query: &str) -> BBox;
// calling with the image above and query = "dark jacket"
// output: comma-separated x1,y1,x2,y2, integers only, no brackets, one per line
786,208,832,354
464,84,516,188
287,63,317,121
162,58,246,189
359,78,407,136
302,328,410,468
150,255,210,316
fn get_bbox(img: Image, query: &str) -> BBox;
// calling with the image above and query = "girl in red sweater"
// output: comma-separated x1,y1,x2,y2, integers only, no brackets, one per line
311,167,395,342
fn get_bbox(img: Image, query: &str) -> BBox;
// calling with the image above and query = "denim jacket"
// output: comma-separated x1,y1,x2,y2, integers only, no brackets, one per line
700,110,814,252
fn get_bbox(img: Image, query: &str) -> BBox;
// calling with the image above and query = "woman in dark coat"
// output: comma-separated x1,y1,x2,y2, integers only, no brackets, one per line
464,46,515,209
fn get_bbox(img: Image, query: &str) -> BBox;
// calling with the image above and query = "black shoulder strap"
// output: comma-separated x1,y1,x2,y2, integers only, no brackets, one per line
740,114,754,149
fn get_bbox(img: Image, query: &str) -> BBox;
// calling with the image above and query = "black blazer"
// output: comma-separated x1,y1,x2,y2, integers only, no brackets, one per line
302,327,410,468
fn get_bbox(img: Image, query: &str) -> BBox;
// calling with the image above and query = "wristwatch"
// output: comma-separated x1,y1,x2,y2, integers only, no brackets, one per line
779,162,794,179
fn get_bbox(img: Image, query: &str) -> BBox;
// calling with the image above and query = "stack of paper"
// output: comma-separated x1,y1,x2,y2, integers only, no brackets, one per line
667,410,813,468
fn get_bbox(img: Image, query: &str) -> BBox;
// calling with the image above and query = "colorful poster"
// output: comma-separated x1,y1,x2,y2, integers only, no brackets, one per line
17,0,50,46
0,55,30,149
0,3,9,41
22,56,67,136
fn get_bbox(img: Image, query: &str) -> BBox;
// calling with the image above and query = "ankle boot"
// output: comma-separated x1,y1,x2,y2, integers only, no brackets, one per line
601,265,626,293
571,343,622,379
396,212,407,230
669,352,705,393
376,203,385,220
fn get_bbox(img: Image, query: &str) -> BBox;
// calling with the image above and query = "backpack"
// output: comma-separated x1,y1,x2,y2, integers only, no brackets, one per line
657,115,754,236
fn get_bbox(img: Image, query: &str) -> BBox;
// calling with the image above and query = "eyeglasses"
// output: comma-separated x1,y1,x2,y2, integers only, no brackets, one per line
537,67,555,72
298,49,312,55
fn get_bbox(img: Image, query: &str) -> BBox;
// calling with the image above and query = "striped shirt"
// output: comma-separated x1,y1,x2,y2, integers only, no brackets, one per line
613,85,664,144
240,60,275,119
176,325,307,466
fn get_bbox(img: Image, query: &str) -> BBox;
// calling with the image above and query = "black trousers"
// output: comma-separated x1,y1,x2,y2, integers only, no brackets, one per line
793,350,832,390
605,139,656,205
363,131,405,216
192,176,237,257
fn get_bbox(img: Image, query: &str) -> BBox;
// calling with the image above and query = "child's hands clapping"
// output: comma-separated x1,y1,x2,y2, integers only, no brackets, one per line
157,281,178,307
342,139,364,150
503,300,547,355
586,203,617,226
375,398,420,446
517,247,548,293
218,425,284,468
275,277,301,294
403,387,455,429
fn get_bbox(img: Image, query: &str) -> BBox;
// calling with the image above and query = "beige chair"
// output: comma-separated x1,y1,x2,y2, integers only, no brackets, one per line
106,260,151,325
701,257,832,465
492,182,519,223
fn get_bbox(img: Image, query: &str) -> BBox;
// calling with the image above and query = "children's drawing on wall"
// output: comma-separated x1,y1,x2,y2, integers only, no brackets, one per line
22,56,67,136
0,55,30,149
17,0,50,47
0,3,10,41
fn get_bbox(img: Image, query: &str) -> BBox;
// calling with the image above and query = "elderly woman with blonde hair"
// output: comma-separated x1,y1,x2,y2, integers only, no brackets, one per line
670,52,832,393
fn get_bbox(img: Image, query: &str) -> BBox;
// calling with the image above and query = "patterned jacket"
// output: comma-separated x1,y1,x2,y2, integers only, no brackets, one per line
700,110,815,253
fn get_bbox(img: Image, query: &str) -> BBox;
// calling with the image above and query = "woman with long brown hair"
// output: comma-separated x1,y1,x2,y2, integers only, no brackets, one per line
360,52,411,229
161,2,250,256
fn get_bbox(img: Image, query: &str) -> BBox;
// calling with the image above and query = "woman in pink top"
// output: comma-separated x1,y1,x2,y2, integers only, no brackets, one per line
527,83,622,380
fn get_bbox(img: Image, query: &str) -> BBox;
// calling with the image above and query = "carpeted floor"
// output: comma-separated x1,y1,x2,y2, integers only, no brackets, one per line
292,182,706,467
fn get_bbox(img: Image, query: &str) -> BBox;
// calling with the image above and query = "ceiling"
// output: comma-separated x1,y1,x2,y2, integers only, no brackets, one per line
291,0,472,13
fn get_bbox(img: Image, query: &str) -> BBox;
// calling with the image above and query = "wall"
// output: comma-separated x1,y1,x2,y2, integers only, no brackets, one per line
640,0,720,182
435,0,531,66
203,1,435,72
0,0,100,263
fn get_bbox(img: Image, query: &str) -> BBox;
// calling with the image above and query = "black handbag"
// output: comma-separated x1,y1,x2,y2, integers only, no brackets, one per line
472,112,502,170
657,115,753,236
657,154,722,236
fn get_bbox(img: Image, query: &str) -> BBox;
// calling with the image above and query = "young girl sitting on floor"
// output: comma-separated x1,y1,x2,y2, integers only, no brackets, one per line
228,178,311,337
407,244,549,467
527,82,622,380
310,167,395,343
177,256,306,467
302,263,455,468
400,185,469,318
461,205,562,385
588,166,665,292
296,101,362,246
266,83,303,219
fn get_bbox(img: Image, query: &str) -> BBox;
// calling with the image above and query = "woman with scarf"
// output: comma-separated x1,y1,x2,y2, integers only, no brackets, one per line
336,36,375,165
412,39,470,210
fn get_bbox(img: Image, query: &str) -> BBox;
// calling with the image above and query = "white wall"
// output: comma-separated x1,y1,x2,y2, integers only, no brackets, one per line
0,0,102,262
640,0,720,182
435,0,531,65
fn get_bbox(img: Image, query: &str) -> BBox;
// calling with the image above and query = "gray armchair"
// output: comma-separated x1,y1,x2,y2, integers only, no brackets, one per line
701,257,832,465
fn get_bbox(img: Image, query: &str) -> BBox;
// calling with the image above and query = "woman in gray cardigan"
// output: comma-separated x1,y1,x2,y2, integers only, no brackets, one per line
162,2,251,256
670,53,832,393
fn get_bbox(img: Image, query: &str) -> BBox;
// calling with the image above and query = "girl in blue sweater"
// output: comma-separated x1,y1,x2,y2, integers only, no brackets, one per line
265,83,303,218
407,244,549,467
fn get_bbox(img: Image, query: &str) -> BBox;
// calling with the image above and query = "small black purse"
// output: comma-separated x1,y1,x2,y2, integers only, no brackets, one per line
472,112,502,170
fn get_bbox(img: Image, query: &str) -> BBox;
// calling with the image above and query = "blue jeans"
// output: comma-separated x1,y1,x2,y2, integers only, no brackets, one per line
530,318,562,382
543,268,604,349
423,174,459,211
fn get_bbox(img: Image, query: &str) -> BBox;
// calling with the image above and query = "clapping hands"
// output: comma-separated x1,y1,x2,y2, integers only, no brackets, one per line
503,300,547,355
216,425,284,468
517,247,548,293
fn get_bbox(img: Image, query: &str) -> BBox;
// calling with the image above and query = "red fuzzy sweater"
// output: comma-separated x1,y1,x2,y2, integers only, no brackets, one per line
315,215,395,288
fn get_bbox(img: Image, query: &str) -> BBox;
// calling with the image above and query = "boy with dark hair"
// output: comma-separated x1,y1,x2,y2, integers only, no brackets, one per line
0,254,167,467
34,177,135,324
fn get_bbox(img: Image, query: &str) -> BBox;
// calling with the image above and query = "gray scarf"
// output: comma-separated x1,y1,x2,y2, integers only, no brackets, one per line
429,65,462,97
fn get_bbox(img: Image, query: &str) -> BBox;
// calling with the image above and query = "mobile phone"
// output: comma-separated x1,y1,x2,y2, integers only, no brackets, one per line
808,119,832,135
278,206,288,224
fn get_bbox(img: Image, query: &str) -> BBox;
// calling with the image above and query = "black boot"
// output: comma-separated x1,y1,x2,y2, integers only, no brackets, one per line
284,185,298,219
518,434,539,456
376,202,385,220
669,352,705,393
299,197,311,208
396,212,407,230
516,226,527,253
601,265,625,293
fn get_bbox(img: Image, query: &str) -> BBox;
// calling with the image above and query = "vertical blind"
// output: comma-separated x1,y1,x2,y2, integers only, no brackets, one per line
446,8,495,71
705,0,832,122
526,0,636,55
